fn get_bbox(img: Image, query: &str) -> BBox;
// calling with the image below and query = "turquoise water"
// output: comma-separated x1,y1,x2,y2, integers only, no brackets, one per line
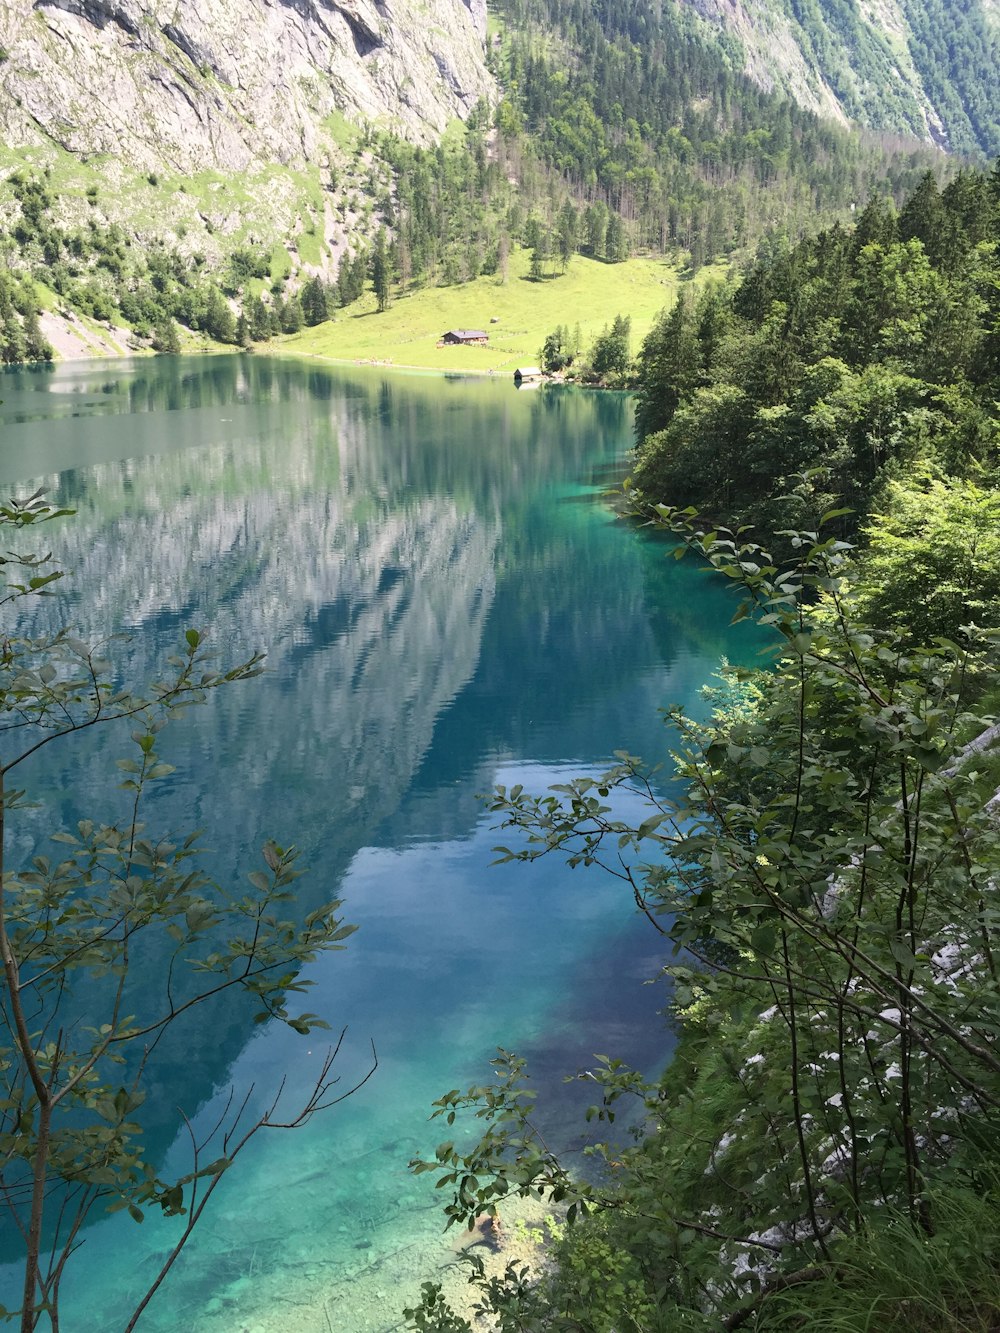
0,357,762,1331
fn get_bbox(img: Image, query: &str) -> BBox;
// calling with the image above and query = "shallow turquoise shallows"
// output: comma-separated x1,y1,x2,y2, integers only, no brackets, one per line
0,357,763,1332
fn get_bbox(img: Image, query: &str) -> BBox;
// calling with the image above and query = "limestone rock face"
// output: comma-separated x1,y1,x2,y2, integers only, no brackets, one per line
0,0,493,171
686,0,951,147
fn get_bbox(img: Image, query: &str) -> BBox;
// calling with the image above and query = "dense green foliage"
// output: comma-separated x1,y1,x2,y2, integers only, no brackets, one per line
0,170,381,362
483,0,941,266
632,167,1000,554
0,0,957,366
0,268,51,366
405,521,1000,1331
368,4,945,305
0,171,242,354
697,0,1000,156
902,0,1000,155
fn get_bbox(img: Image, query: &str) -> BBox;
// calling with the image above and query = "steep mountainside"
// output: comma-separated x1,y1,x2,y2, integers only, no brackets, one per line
684,0,1000,155
0,0,492,172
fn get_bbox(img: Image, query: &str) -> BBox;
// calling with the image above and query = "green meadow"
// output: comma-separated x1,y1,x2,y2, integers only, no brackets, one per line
277,249,703,374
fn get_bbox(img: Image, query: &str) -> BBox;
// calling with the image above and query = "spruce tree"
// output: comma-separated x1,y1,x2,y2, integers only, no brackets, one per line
604,213,629,262
371,229,392,312
205,289,235,344
281,295,305,334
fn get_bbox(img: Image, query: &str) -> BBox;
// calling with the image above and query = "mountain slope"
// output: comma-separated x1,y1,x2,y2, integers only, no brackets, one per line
684,0,1000,155
0,0,492,172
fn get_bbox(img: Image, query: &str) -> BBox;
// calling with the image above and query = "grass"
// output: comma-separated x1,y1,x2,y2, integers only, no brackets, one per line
295,227,324,267
322,108,362,152
0,148,335,275
277,248,716,373
269,243,293,282
0,144,721,374
757,1171,1000,1331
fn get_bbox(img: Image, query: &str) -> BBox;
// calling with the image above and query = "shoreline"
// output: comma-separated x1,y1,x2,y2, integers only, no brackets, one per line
26,344,509,380
192,1192,559,1333
34,344,612,390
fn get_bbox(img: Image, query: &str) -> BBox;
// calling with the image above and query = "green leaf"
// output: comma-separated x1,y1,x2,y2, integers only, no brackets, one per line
750,924,776,957
913,746,945,772
889,937,917,971
637,813,667,840
819,506,854,525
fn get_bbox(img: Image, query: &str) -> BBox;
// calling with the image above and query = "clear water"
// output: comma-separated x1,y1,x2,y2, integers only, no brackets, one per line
0,357,763,1331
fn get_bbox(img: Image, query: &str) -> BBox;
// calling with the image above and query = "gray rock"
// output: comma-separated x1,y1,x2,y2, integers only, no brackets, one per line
0,0,494,171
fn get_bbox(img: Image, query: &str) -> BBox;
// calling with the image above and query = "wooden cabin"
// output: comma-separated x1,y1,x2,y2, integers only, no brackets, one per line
438,329,489,346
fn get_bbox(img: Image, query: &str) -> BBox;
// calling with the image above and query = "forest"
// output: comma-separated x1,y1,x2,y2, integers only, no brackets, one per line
632,165,1000,601
402,164,1000,1331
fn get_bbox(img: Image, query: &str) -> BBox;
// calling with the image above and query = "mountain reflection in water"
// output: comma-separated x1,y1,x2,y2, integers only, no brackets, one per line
0,357,763,1331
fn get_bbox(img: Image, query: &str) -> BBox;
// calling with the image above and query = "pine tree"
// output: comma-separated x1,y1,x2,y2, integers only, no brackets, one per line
604,213,629,263
557,200,578,269
585,202,608,257
371,229,393,312
337,251,366,307
898,171,952,268
301,276,329,327
152,317,181,355
281,295,305,334
635,295,702,440
205,288,235,344
22,304,53,362
0,312,27,365
589,313,631,379
244,294,270,342
851,195,899,255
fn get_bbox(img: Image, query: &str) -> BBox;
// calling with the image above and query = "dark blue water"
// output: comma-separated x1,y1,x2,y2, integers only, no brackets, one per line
0,357,763,1331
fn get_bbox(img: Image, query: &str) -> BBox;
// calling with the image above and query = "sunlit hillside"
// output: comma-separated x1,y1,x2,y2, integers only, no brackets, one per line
278,250,713,374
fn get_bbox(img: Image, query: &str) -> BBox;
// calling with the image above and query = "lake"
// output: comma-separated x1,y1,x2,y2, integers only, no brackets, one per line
0,356,761,1331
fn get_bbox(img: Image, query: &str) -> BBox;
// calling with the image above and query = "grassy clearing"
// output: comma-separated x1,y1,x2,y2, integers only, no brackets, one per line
0,148,337,272
278,249,710,373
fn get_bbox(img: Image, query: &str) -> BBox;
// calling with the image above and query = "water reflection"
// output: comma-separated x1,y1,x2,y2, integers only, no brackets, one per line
0,358,760,1330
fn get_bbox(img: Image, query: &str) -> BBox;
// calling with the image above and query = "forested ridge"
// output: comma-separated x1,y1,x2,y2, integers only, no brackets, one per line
899,0,1000,155
378,0,944,283
484,0,939,263
689,0,1000,157
0,0,950,365
403,163,1000,1332
632,164,1000,600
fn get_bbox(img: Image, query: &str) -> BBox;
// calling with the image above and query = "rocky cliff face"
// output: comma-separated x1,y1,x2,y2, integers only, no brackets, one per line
0,0,493,171
685,0,964,149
